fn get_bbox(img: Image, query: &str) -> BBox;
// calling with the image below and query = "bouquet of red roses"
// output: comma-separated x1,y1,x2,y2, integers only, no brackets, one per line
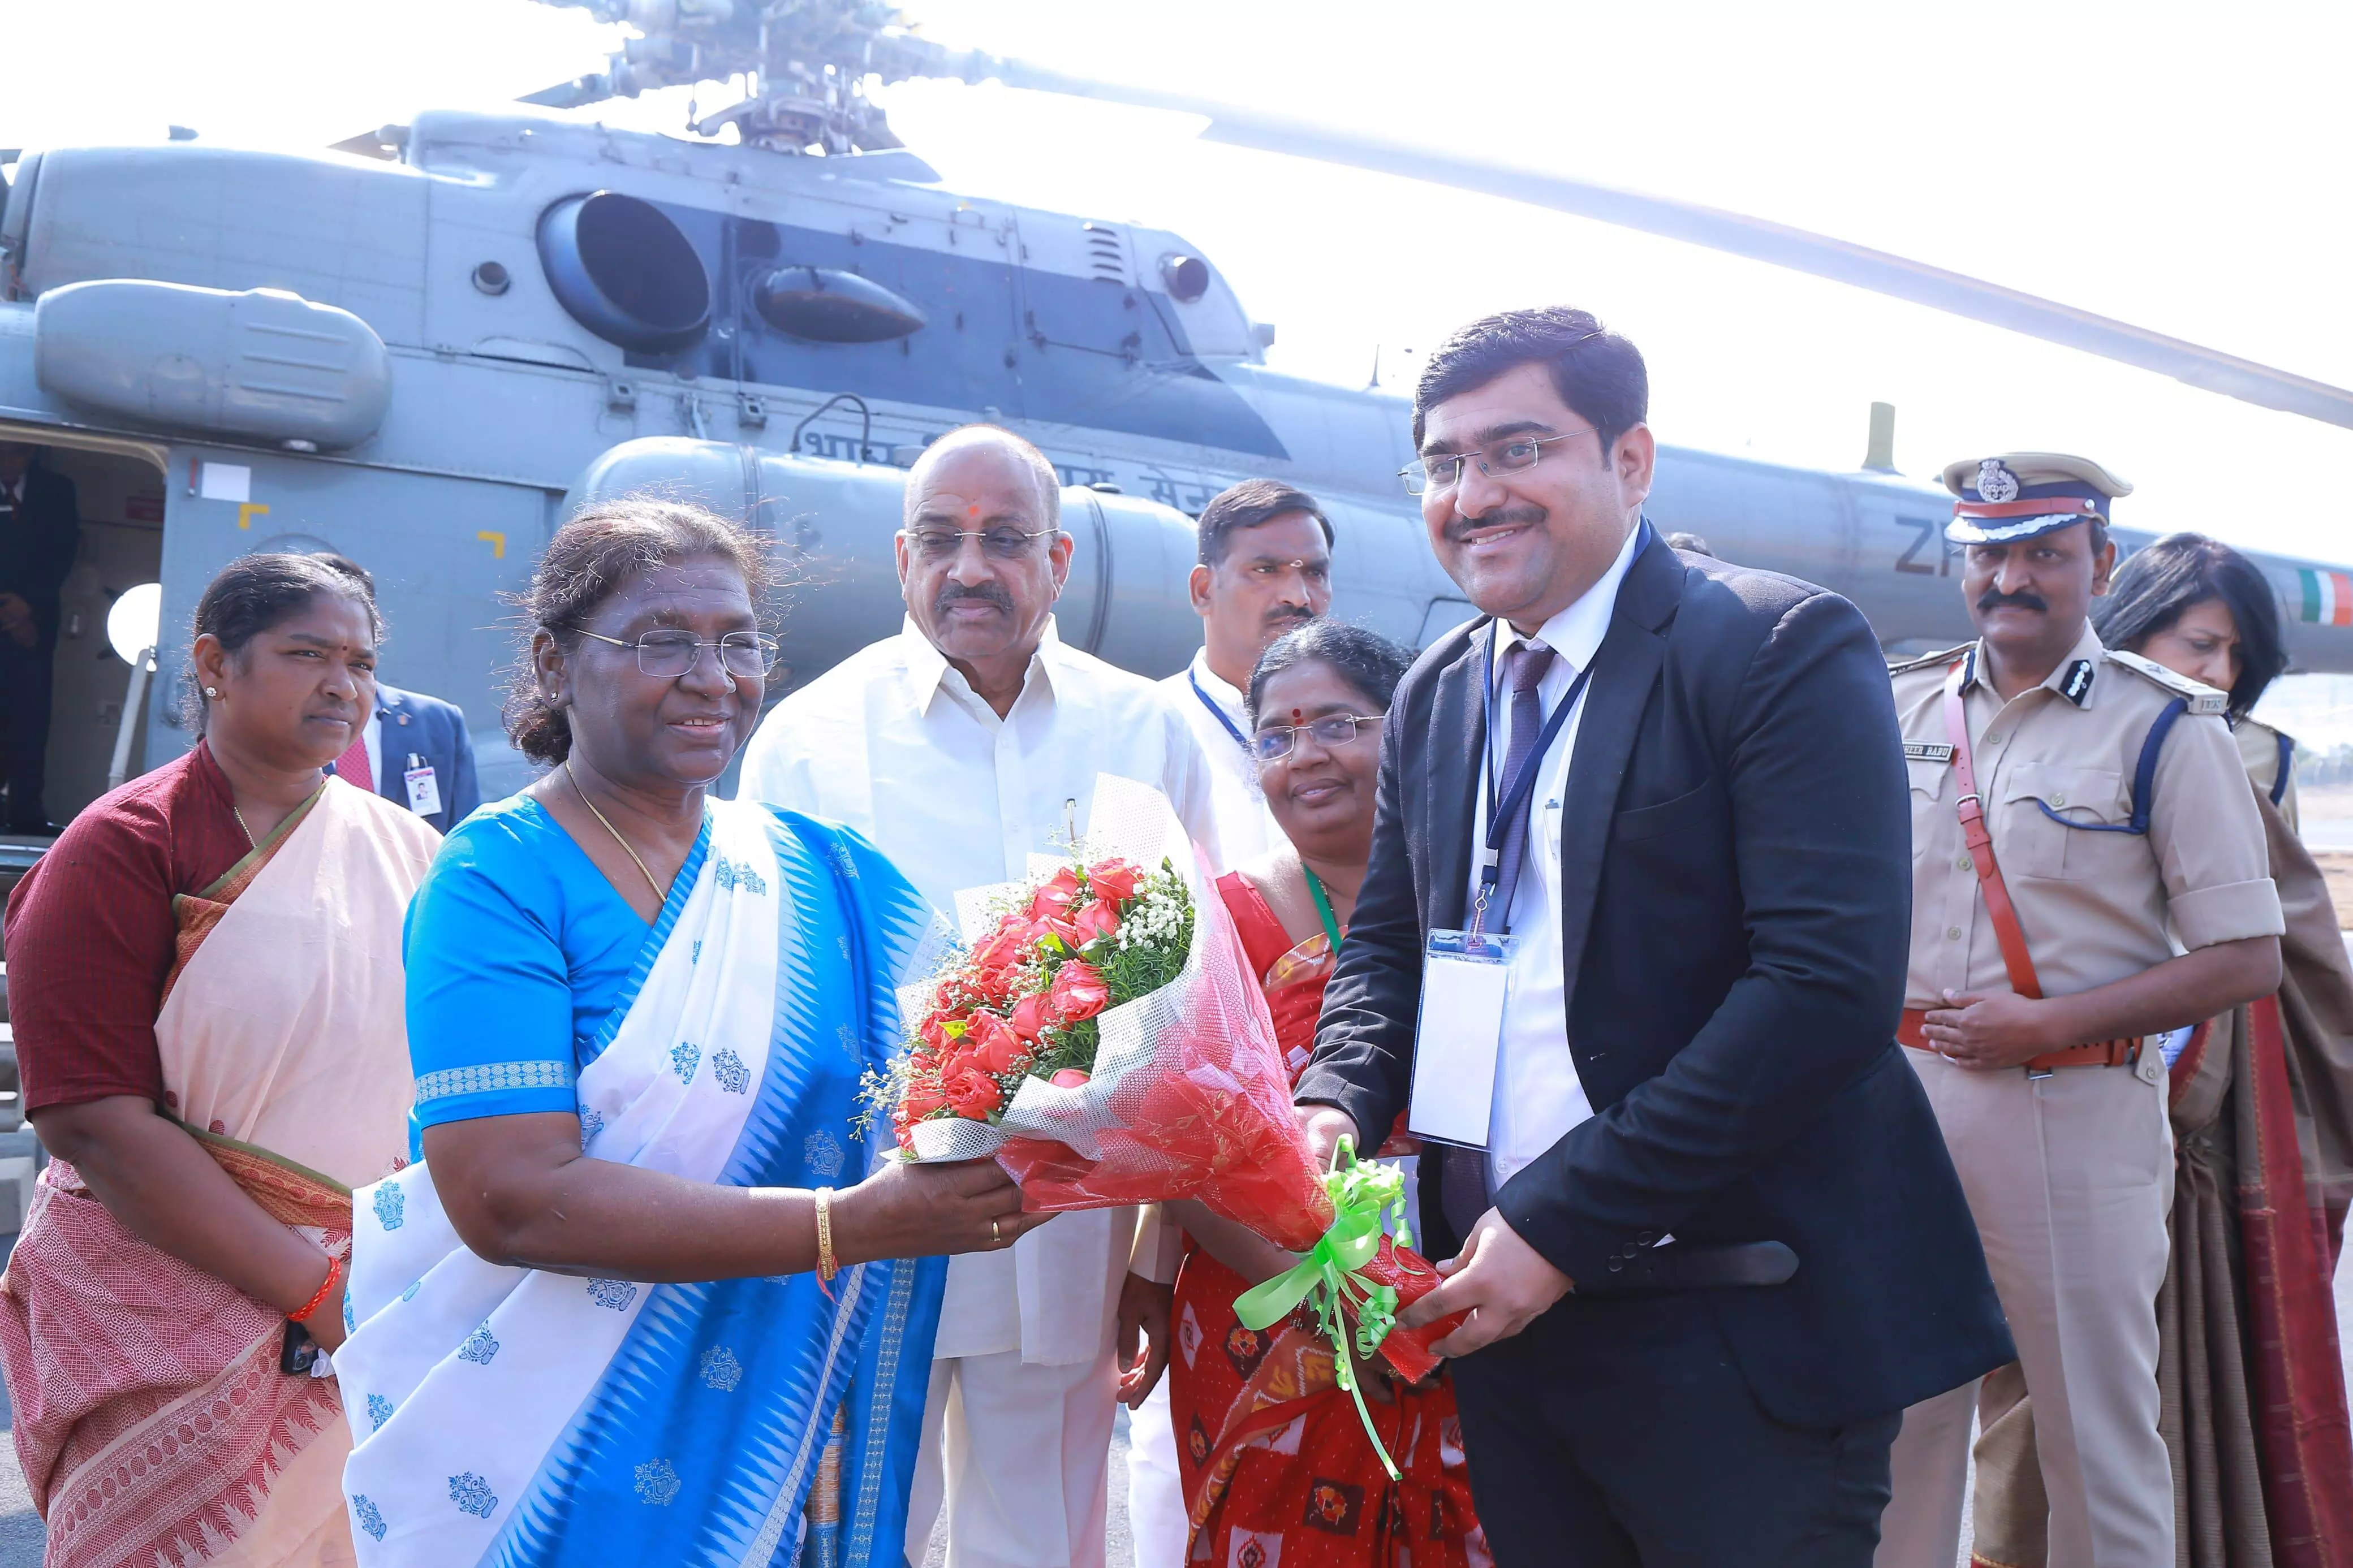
876,776,1463,1454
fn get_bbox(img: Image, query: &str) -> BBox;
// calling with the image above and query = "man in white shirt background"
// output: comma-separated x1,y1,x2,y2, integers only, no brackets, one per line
1159,480,1333,873
737,423,1218,1568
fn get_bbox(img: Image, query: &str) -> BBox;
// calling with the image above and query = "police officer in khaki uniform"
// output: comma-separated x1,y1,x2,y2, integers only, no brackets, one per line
1876,455,2286,1568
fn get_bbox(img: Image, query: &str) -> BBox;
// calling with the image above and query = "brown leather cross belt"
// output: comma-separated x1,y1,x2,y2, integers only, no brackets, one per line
1915,661,2143,1077
1897,1008,2141,1072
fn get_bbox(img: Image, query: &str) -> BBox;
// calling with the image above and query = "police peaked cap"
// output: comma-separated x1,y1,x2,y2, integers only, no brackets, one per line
1941,452,2132,545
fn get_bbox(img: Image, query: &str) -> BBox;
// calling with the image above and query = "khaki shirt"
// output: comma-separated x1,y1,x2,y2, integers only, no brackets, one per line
1894,623,2282,1009
2234,715,2299,832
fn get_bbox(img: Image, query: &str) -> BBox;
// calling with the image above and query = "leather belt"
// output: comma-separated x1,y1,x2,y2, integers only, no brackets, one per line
1932,662,2141,1078
1898,1008,2141,1073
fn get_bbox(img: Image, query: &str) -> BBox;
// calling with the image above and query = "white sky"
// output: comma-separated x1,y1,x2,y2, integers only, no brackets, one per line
9,0,2353,740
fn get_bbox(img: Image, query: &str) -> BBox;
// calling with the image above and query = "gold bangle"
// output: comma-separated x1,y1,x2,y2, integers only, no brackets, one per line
815,1186,839,1284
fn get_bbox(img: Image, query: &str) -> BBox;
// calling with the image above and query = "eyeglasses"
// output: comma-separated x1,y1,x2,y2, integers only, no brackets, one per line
575,628,781,679
1401,429,1596,496
1251,712,1380,763
899,526,1060,562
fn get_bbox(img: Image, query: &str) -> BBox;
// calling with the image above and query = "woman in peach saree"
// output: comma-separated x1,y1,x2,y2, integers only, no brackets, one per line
0,555,438,1566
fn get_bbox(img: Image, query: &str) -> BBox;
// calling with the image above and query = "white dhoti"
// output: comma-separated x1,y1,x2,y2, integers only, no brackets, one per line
906,1348,1121,1568
1878,1048,2176,1568
905,1207,1139,1568
1124,1379,1189,1568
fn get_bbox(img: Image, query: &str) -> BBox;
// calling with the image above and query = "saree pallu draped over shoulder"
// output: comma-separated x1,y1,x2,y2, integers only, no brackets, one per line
0,777,438,1568
335,801,949,1568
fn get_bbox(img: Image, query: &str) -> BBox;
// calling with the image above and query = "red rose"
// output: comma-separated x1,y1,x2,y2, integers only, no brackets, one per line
1071,899,1121,947
1010,992,1057,1042
1086,859,1142,903
977,970,1020,1008
901,1078,949,1124
968,1010,1027,1074
1049,960,1111,1022
942,1065,1004,1119
1036,915,1085,955
971,915,1036,972
919,1011,962,1054
1026,867,1084,922
1049,1069,1091,1088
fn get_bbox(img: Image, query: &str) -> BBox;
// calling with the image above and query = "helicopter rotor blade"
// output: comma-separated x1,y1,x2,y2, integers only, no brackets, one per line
933,52,2353,432
519,75,617,110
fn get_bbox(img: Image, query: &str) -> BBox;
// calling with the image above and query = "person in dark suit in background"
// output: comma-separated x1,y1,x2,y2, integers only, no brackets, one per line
313,554,481,833
0,443,81,832
1292,308,2014,1566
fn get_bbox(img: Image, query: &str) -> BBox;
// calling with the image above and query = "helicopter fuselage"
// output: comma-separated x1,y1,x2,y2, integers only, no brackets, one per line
0,110,2344,822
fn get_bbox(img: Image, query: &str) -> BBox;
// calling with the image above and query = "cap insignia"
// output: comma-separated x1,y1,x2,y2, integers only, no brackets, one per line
1976,459,2020,504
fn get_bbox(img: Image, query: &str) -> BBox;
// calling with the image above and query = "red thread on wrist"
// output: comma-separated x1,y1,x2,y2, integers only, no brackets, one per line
289,1254,342,1325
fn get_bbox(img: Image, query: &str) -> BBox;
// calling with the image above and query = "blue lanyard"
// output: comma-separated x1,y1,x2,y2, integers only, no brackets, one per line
1188,669,1252,751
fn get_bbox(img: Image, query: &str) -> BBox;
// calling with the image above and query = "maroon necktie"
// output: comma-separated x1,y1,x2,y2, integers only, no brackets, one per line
333,730,372,795
1485,639,1557,933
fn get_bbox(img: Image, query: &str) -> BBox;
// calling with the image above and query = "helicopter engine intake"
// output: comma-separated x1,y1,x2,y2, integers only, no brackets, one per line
536,190,711,355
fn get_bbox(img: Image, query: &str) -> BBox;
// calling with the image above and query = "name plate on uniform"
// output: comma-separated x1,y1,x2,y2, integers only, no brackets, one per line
1407,928,1517,1150
1904,742,1955,763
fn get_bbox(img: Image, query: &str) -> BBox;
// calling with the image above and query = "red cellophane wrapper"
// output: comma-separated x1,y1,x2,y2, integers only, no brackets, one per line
994,862,1464,1375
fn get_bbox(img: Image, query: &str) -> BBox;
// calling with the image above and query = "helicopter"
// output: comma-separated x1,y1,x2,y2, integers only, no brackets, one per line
2,0,2352,876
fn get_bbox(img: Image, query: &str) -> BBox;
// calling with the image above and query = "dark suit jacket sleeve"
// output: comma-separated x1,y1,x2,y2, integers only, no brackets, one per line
441,703,481,824
1294,690,1424,1146
29,474,79,604
1498,590,1911,1286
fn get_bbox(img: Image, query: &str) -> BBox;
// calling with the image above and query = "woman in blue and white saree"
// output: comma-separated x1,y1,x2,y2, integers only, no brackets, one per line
334,501,1041,1566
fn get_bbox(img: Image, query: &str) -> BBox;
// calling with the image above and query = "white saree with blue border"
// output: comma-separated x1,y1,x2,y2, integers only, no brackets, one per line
335,801,946,1566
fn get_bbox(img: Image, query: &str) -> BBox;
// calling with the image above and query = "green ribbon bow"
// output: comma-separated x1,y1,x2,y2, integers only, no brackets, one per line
1231,1135,1413,1481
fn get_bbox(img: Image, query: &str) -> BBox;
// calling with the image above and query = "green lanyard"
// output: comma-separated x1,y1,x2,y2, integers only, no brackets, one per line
1303,866,1344,953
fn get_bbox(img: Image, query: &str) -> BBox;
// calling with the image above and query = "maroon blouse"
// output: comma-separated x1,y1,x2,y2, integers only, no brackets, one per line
6,744,250,1113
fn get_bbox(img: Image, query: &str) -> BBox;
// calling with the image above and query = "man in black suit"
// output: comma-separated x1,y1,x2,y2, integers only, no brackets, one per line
312,554,482,833
1293,308,2012,1565
0,443,81,832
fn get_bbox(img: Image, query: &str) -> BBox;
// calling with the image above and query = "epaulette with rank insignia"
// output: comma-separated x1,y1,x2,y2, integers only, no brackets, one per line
1886,643,1972,677
2106,649,2230,715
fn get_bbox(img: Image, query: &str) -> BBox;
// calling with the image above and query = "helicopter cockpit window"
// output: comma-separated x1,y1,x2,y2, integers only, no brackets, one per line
754,267,928,344
537,191,712,354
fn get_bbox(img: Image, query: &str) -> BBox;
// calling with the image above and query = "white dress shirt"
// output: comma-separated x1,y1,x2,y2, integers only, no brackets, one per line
738,617,1221,1364
1463,521,1643,1193
1159,648,1282,874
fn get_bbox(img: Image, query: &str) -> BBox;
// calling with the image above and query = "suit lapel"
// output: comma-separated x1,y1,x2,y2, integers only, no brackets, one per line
1555,535,1680,1006
373,688,404,804
1424,624,1491,932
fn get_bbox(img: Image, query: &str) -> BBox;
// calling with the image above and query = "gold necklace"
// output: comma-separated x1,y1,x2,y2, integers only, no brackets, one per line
566,760,666,904
230,806,257,849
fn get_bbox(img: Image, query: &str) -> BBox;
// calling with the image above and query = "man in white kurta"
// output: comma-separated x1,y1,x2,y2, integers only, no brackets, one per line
1135,478,1334,1568
1157,480,1334,878
738,425,1218,1568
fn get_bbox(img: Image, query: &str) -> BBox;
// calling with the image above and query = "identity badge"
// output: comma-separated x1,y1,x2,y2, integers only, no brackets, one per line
403,757,442,818
1407,928,1516,1150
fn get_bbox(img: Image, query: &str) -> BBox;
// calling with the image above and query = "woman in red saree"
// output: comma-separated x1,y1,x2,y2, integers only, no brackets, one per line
0,555,441,1567
1971,535,2353,1567
1166,621,1490,1568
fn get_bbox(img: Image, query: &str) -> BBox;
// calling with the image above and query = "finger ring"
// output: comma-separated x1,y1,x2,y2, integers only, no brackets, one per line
990,1217,1002,1244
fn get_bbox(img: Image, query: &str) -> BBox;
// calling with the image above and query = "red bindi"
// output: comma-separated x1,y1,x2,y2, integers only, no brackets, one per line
1291,708,1304,723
